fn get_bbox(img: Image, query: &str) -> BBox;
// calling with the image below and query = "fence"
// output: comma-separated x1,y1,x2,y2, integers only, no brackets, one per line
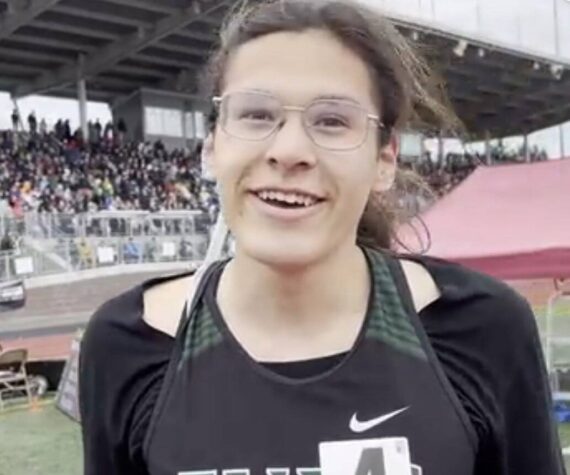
0,210,212,240
0,211,213,282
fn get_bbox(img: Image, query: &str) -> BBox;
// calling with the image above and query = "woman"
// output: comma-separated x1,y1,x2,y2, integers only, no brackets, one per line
79,1,565,474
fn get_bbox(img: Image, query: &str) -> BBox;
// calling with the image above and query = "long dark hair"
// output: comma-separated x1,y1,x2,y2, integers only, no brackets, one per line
202,0,459,250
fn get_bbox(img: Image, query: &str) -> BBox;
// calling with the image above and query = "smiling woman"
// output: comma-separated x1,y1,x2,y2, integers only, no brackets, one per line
79,2,565,475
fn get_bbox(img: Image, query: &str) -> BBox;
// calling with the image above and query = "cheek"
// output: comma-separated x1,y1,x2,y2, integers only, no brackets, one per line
212,138,241,186
338,151,378,195
212,140,253,211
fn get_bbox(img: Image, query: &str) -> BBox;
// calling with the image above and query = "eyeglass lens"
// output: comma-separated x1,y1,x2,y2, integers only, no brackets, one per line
219,92,371,150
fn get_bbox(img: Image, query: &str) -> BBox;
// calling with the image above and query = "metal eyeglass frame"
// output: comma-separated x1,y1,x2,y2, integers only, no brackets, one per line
211,92,385,151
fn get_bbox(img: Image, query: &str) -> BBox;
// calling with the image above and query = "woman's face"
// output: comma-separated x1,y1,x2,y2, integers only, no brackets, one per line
210,29,397,268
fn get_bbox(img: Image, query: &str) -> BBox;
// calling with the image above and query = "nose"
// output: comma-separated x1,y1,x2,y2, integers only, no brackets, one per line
263,115,317,171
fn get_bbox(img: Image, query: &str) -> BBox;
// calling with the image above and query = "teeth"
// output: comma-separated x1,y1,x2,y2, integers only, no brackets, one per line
256,190,318,207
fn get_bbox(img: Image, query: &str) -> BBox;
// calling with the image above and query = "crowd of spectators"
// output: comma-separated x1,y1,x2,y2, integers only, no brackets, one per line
2,113,549,219
0,115,218,220
402,145,548,198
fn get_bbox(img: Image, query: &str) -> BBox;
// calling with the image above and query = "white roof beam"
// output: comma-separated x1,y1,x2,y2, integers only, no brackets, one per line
14,0,229,98
103,0,178,15
113,64,172,79
32,19,119,40
0,45,68,61
0,0,61,40
0,61,44,74
51,5,153,29
149,41,209,58
193,13,223,27
11,33,95,52
45,87,113,102
90,76,142,89
133,53,201,70
174,29,217,43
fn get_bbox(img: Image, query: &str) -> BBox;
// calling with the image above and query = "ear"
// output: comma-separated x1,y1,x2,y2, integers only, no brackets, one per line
372,133,398,193
200,133,216,180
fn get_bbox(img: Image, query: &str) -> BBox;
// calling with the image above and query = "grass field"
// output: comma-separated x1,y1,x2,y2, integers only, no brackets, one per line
0,403,82,475
532,301,570,367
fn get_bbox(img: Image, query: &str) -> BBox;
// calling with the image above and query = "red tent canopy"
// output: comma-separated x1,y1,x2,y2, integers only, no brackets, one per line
398,159,570,280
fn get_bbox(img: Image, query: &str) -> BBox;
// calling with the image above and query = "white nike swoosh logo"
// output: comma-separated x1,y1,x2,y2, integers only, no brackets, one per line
349,407,409,433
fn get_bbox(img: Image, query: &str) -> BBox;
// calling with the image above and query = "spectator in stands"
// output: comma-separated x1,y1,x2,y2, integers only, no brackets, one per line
123,237,140,264
0,232,15,253
39,118,47,135
144,236,158,262
89,119,102,151
63,120,72,142
69,239,80,269
179,237,193,260
0,131,14,152
94,119,102,140
77,239,94,269
117,118,127,144
11,109,19,132
103,121,114,142
27,112,37,135
54,119,65,141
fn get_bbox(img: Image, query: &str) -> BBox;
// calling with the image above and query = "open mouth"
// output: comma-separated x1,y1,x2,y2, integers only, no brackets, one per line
251,189,325,209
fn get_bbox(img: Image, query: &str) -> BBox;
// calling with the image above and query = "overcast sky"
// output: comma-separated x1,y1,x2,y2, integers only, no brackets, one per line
0,92,111,131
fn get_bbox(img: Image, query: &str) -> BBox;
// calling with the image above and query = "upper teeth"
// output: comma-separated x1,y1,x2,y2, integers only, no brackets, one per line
256,190,318,207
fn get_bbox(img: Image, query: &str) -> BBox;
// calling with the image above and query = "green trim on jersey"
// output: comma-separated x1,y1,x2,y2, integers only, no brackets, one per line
179,301,224,370
179,247,426,370
364,248,427,361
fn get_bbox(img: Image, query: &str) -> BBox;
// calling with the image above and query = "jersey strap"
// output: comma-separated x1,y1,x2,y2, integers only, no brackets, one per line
142,259,225,461
364,247,427,360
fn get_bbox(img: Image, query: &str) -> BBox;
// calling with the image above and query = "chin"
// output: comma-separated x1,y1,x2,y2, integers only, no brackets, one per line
238,231,333,271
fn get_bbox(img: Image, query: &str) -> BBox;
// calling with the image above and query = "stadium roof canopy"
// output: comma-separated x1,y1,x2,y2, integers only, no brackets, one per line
0,0,569,139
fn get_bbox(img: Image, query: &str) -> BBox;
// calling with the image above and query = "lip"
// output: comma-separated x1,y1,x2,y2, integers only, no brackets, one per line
248,191,326,222
249,186,326,202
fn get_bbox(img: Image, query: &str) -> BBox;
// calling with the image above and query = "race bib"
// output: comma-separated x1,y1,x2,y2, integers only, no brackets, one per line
319,438,421,475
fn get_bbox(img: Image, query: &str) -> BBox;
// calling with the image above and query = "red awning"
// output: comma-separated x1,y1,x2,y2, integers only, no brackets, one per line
397,159,570,280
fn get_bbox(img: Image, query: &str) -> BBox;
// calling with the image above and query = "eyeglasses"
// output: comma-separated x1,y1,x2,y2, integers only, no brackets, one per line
212,91,384,151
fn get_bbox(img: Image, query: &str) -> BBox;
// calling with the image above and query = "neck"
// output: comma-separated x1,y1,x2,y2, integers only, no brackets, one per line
218,243,370,331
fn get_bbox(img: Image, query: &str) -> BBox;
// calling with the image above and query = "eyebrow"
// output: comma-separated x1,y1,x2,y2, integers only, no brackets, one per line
315,93,362,105
242,88,364,106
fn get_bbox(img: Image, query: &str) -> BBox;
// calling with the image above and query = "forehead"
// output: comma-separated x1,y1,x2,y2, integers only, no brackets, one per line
222,29,376,108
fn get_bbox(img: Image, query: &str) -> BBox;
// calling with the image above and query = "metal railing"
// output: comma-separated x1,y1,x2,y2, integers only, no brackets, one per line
0,211,213,282
9,210,212,240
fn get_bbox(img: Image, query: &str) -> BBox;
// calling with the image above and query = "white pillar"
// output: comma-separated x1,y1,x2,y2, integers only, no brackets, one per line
484,131,492,165
77,55,88,141
553,0,561,57
420,133,427,159
437,132,444,165
560,125,566,159
523,134,530,162
182,108,188,144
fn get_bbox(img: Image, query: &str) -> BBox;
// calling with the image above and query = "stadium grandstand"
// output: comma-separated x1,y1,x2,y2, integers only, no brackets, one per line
0,0,569,472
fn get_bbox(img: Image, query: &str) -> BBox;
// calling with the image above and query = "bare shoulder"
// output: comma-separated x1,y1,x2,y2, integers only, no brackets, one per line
399,258,441,313
143,272,198,337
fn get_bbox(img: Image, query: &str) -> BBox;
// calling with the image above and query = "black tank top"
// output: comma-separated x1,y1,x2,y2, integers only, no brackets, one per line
143,247,476,475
